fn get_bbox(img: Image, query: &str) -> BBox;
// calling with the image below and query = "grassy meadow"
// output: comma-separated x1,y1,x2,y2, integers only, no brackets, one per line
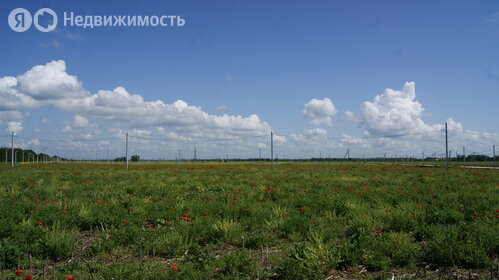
0,162,497,279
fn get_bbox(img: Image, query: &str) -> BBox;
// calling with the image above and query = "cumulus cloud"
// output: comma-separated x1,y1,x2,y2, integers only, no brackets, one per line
0,60,271,139
17,60,88,100
340,134,369,146
73,115,89,128
342,111,359,122
360,82,433,135
0,76,39,110
302,97,337,126
303,128,328,138
6,121,23,134
62,115,101,139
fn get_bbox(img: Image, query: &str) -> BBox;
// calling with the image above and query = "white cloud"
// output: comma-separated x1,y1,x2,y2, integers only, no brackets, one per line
62,114,100,139
303,128,328,138
0,76,39,110
216,105,227,111
340,134,370,146
41,118,51,124
0,60,271,140
342,111,359,122
302,97,337,126
6,121,23,134
73,115,89,128
17,60,88,100
360,82,432,135
0,111,26,122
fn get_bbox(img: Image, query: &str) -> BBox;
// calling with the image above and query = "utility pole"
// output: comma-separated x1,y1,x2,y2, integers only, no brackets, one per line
5,148,7,163
463,146,465,163
107,147,109,164
344,148,350,160
493,145,496,170
11,132,14,167
194,147,197,161
259,148,261,161
270,131,274,167
125,132,129,170
178,149,181,163
445,122,449,171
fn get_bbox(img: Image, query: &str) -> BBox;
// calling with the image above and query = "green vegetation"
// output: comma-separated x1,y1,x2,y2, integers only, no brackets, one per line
0,162,497,279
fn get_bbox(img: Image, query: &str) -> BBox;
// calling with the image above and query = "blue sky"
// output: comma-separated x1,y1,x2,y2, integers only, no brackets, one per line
1,0,498,159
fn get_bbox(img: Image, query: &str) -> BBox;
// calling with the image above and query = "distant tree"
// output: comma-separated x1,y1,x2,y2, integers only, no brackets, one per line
131,155,140,162
114,156,126,162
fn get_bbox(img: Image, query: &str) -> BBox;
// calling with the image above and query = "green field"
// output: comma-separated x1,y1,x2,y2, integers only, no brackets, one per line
0,163,497,279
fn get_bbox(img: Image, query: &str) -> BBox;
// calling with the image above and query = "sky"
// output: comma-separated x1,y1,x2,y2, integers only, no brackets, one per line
0,0,498,160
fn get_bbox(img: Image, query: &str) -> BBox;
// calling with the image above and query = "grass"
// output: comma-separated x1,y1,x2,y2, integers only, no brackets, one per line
0,162,497,279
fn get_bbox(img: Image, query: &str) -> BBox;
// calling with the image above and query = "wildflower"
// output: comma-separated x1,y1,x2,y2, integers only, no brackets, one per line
170,265,178,271
473,211,478,216
37,221,43,226
66,275,74,280
122,220,128,223
24,275,33,280
374,230,382,236
15,268,23,276
385,209,392,213
417,204,421,209
203,212,209,216
146,225,150,228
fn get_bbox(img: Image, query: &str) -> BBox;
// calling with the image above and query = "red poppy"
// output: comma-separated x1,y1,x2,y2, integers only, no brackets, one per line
374,230,382,236
385,209,392,213
473,211,478,216
37,221,43,226
15,268,23,276
203,212,209,216
146,225,150,228
24,275,33,280
66,275,74,280
170,265,178,271
122,220,128,223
